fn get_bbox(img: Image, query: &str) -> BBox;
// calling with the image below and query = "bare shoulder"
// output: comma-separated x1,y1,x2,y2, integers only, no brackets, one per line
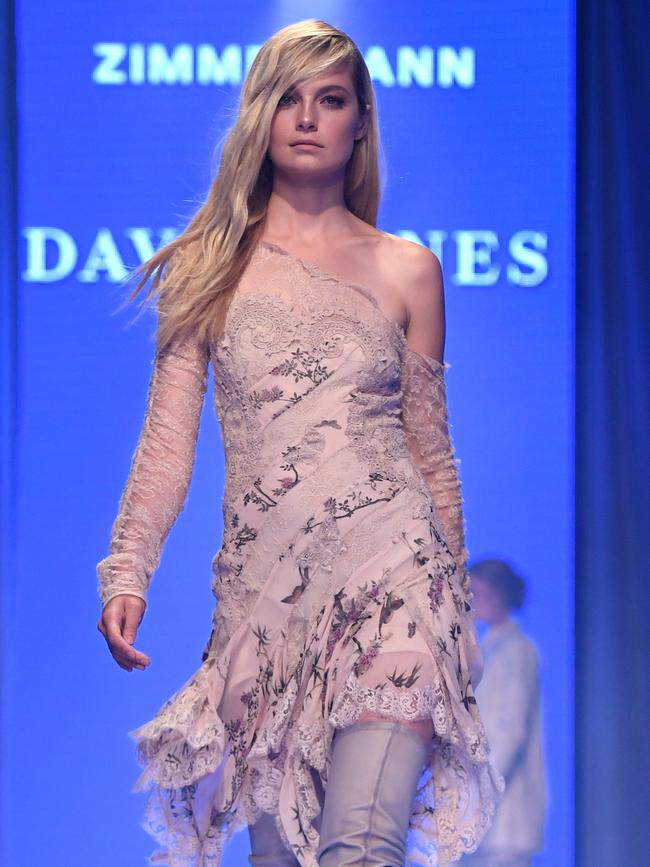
376,234,444,320
376,233,446,361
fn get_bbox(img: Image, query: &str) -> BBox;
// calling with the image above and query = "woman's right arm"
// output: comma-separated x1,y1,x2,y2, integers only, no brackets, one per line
96,325,210,669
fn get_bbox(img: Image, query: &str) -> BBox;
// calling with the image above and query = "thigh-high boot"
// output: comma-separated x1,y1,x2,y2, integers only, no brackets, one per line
316,719,428,867
248,810,301,866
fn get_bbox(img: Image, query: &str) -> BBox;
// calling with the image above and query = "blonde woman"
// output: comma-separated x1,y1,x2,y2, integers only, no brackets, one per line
96,18,504,867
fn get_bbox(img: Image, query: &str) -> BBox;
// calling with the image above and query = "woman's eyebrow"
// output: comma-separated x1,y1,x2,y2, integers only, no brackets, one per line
288,84,352,96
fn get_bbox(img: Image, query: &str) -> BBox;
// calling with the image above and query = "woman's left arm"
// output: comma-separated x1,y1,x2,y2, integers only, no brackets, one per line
398,245,470,594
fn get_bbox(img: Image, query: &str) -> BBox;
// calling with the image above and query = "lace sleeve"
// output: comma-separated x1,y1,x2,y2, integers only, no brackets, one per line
400,346,470,594
96,326,210,611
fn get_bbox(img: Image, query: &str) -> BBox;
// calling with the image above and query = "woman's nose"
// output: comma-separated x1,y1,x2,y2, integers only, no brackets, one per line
296,104,317,129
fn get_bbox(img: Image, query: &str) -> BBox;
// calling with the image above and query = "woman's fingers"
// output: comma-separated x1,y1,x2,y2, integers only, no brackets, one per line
122,603,151,667
106,620,149,670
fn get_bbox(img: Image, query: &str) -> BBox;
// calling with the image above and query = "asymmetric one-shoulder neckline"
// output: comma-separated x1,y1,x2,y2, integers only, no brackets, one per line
257,238,446,373
257,238,405,334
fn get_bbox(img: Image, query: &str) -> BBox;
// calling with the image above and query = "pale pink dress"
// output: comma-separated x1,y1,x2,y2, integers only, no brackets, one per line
97,240,504,866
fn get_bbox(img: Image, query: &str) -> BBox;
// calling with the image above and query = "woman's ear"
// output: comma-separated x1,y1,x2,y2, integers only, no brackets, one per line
355,105,371,140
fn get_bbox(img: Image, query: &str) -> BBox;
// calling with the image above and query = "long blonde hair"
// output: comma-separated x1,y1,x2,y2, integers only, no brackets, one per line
120,19,385,353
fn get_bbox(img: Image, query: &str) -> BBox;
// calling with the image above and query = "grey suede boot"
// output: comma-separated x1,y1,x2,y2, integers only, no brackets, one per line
248,809,300,866
316,719,428,866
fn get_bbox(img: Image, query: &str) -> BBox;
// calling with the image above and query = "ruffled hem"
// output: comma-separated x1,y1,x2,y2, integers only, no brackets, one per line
127,501,505,866
128,648,504,867
129,661,227,793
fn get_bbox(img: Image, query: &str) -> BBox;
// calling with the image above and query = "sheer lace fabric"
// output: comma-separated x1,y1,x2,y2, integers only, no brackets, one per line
96,333,209,610
400,347,471,597
97,240,504,866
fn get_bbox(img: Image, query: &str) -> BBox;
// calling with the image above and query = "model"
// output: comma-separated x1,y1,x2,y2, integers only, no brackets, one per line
96,18,504,867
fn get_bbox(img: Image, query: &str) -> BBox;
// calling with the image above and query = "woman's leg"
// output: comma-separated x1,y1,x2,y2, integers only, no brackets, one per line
357,710,435,741
316,718,430,867
247,810,300,866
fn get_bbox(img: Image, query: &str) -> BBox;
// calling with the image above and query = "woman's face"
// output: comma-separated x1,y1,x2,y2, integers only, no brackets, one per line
267,66,368,180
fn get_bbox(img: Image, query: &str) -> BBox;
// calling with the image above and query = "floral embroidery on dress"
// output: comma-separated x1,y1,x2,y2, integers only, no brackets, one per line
97,239,504,866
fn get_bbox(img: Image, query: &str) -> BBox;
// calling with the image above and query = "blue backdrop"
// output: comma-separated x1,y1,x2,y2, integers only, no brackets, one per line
2,3,574,865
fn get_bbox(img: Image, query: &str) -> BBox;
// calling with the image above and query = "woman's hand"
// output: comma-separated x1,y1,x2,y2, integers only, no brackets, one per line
97,594,151,672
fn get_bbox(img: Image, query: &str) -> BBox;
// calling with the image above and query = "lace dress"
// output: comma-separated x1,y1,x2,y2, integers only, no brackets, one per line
97,239,505,867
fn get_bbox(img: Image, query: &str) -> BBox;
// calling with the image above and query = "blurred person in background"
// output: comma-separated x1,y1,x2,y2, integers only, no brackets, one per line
459,558,547,867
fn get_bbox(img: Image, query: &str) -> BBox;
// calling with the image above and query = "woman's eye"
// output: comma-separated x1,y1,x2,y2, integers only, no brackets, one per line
278,94,344,107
